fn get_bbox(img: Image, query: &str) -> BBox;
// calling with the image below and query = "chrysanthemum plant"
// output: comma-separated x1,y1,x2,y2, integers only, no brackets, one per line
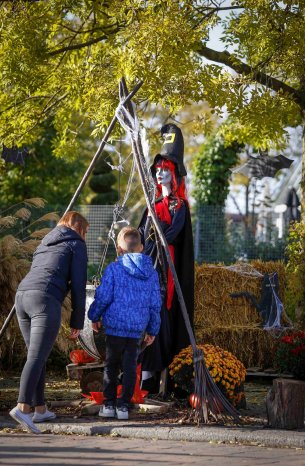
169,344,247,408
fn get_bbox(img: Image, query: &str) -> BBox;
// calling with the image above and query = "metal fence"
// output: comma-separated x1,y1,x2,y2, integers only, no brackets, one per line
193,205,287,264
78,205,116,264
2,203,288,269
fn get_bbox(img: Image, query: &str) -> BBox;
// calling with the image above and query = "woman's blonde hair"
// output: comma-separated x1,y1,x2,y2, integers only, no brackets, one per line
58,211,89,237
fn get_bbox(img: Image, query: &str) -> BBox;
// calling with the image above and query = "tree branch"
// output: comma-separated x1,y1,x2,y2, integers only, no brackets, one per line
48,35,107,56
196,6,244,12
59,23,120,35
0,95,51,116
197,45,304,107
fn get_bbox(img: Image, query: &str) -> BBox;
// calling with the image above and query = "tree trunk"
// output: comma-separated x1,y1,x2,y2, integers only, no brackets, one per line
266,378,305,429
301,112,305,211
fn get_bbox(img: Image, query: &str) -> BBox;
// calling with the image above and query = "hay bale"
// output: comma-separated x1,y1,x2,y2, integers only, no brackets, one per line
194,327,278,368
194,261,286,368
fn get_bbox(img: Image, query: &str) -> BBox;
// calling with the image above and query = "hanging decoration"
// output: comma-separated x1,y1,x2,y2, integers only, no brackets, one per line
285,187,301,223
232,150,293,180
1,144,29,166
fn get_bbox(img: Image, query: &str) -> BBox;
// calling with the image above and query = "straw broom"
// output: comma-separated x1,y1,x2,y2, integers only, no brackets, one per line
117,81,240,424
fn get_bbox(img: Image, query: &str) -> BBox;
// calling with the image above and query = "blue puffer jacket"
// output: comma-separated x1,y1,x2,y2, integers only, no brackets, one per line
17,226,88,329
88,253,162,338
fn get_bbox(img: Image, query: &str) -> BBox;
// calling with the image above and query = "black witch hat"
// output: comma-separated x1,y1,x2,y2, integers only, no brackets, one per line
151,123,187,177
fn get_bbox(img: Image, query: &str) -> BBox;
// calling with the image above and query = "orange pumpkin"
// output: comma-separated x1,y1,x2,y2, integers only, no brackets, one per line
189,393,201,409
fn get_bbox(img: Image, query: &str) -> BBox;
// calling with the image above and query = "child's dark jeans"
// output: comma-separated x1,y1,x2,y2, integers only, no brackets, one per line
103,335,141,407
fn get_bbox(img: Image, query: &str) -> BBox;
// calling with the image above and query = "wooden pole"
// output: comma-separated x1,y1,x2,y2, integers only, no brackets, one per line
64,80,143,214
118,85,196,350
0,305,16,339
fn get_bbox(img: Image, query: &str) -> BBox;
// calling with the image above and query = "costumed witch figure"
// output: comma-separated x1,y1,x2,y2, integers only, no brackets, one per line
139,123,195,392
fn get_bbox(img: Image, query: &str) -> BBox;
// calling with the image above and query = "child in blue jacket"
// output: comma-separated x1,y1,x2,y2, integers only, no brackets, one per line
88,226,161,420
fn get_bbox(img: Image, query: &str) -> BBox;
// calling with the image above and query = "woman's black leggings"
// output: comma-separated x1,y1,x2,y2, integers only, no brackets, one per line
15,290,61,406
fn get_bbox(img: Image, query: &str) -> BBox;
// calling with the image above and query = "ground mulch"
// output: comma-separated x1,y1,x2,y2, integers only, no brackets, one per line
0,372,270,427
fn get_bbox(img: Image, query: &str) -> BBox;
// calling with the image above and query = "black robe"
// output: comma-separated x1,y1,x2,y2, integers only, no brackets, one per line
138,195,194,371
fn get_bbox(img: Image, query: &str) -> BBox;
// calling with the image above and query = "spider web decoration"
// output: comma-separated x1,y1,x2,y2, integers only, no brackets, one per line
231,272,293,330
1,144,29,166
78,90,147,357
78,156,139,356
232,150,293,180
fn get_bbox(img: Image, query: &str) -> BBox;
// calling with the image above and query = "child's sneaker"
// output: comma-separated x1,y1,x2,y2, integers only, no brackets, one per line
99,405,115,418
116,405,129,420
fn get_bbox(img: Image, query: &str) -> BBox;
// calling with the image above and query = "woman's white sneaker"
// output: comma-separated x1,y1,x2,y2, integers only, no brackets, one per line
32,408,56,423
9,407,41,434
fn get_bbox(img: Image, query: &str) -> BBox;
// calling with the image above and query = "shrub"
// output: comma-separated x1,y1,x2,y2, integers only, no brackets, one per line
274,331,305,380
285,220,305,324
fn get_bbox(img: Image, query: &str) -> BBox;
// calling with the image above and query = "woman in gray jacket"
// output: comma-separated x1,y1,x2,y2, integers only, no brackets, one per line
9,211,89,434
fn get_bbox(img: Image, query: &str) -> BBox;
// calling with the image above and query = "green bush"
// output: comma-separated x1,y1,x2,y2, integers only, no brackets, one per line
285,221,305,323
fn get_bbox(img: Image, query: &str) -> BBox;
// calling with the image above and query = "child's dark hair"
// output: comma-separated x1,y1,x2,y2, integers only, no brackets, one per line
117,227,142,253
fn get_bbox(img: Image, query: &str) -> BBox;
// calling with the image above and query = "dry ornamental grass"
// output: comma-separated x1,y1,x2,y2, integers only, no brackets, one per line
0,201,74,368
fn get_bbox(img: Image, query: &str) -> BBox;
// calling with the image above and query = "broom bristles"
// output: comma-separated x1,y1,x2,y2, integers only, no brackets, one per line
193,348,241,424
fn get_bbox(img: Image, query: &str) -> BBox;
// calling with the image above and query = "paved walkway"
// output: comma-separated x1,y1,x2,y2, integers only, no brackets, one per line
1,415,305,450
1,433,305,466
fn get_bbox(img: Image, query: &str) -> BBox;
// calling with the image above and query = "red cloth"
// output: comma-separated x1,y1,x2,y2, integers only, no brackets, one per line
69,349,96,364
154,198,175,310
166,245,175,310
81,364,148,405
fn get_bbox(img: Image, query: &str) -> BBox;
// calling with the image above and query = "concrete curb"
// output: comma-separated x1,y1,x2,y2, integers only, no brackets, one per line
1,419,305,449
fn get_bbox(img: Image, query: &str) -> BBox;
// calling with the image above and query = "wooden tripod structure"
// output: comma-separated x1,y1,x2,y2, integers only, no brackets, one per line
0,77,240,424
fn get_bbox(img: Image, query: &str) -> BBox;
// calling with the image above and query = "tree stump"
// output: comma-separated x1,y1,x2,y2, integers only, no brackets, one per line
266,378,305,429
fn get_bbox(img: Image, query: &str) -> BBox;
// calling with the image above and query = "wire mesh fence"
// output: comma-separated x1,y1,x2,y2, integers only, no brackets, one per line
2,203,288,270
78,205,116,264
1,204,118,276
193,205,287,264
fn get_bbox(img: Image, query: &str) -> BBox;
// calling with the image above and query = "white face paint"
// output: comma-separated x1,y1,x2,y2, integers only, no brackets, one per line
155,166,172,186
